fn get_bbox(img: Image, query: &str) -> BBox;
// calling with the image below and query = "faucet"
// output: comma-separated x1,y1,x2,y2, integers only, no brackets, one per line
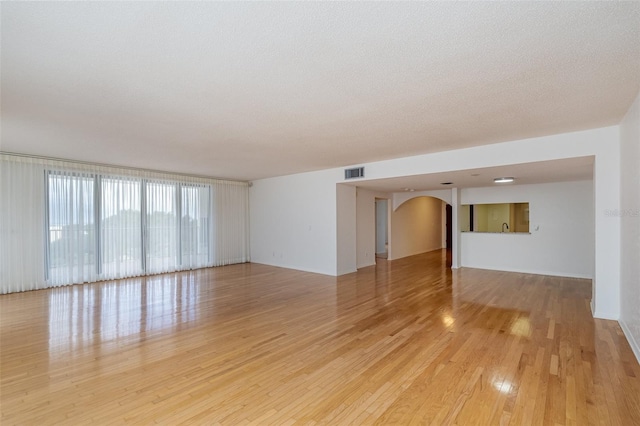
502,222,509,233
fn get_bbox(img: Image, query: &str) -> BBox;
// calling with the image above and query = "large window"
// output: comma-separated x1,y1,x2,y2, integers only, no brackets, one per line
101,177,143,277
146,181,178,273
47,172,97,284
46,172,212,284
181,184,210,268
1,153,248,294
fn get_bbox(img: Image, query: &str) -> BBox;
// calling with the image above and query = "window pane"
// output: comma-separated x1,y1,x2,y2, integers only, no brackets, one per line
48,173,96,284
146,182,177,273
101,177,143,278
181,185,210,268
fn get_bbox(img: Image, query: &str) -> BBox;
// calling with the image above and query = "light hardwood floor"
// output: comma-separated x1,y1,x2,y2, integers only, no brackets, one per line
1,250,639,425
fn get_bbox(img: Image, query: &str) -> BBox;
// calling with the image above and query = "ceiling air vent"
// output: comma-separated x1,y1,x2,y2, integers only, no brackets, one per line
344,167,364,180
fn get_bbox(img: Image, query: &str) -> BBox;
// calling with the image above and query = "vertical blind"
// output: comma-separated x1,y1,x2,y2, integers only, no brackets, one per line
0,154,250,294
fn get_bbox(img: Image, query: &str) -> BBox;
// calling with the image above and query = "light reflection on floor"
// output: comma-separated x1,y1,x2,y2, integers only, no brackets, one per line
48,274,201,359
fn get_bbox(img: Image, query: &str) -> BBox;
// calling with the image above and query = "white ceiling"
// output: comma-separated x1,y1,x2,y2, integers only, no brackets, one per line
349,157,594,193
1,2,639,181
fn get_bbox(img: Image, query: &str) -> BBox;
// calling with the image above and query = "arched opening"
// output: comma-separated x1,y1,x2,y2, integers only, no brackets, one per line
388,195,451,266
355,189,454,271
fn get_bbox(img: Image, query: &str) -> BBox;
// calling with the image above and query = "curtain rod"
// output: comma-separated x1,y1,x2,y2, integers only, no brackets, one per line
0,151,249,185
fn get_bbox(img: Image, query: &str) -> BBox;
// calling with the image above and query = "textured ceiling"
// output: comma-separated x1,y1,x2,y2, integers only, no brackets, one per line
350,157,595,193
1,2,639,181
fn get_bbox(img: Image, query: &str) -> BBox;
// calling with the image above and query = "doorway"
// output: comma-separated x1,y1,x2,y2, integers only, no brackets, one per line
446,204,452,249
375,199,388,259
445,203,453,267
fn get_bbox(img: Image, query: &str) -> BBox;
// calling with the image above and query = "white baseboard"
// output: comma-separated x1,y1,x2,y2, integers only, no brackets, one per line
592,310,619,321
620,320,640,365
460,265,592,280
357,262,376,270
249,260,334,276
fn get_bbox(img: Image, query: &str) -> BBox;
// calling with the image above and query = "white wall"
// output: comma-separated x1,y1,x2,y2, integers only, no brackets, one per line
250,168,340,275
461,181,594,278
355,127,620,319
620,91,640,363
375,199,388,255
393,189,451,210
249,126,620,319
389,196,444,260
337,184,357,275
357,188,376,268
355,188,390,269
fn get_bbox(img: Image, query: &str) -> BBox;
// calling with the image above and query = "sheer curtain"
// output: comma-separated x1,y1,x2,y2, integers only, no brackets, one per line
181,184,210,269
145,180,179,274
101,176,143,279
0,154,250,294
47,170,99,285
213,183,250,266
0,157,47,292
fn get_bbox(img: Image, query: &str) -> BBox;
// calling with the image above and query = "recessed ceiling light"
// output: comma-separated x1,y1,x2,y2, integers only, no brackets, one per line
440,182,453,185
494,177,515,183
